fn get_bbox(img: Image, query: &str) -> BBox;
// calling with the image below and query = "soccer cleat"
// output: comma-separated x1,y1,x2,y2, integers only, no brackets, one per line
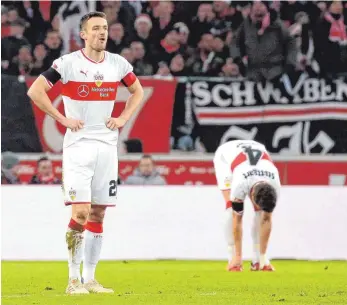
84,279,114,294
250,262,260,271
66,278,90,295
226,263,243,272
260,264,275,271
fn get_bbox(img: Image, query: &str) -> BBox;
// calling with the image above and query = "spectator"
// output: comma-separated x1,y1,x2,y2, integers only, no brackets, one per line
213,36,230,60
234,1,298,82
289,12,317,73
225,30,239,58
106,22,128,54
1,18,30,62
154,61,172,78
124,155,167,185
30,44,50,76
280,0,307,28
141,1,160,18
189,3,215,47
220,57,242,78
1,6,11,38
4,45,33,76
186,33,218,76
128,0,143,16
120,47,135,64
43,29,63,64
238,2,252,20
152,28,182,68
98,1,135,38
151,1,176,44
55,1,88,54
172,22,193,57
314,0,347,77
17,1,48,46
103,4,119,25
7,6,19,23
211,0,243,37
132,14,154,54
130,41,153,76
51,13,60,32
170,53,189,76
1,152,20,184
29,157,61,185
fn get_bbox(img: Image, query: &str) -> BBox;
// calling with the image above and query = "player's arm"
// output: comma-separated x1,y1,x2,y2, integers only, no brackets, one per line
27,67,83,132
259,211,272,266
107,74,144,130
222,190,231,204
119,78,144,121
231,200,244,262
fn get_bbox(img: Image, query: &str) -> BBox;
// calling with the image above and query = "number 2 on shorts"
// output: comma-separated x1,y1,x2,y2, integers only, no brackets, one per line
109,180,117,197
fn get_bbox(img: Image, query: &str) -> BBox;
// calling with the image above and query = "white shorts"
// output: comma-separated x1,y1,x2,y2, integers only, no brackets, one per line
62,139,118,206
213,146,232,190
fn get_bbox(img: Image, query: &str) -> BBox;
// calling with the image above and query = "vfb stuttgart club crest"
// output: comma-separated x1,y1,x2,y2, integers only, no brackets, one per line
94,71,104,87
69,188,76,201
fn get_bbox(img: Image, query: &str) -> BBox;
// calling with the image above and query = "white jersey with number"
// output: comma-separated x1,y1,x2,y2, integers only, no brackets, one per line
49,49,133,148
213,140,281,202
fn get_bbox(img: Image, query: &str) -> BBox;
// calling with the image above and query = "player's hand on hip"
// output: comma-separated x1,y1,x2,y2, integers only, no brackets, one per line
62,118,84,132
106,117,126,130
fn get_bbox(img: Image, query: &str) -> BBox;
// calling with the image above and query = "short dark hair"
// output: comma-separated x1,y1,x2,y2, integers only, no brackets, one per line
141,154,153,160
253,183,277,213
37,157,49,166
124,138,143,153
79,11,107,31
45,29,59,37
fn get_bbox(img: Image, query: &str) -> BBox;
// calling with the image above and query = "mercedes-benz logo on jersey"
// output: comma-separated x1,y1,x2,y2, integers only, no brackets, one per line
77,84,89,97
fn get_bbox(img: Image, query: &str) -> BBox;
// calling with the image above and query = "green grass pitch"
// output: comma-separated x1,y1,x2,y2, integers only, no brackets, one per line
1,260,347,305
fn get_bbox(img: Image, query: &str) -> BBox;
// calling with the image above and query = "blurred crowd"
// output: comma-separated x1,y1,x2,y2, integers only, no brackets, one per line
1,0,347,81
1,152,62,185
1,151,166,185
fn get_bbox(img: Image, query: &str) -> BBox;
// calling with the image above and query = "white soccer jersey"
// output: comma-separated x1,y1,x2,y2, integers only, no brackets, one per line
213,140,281,201
48,49,134,148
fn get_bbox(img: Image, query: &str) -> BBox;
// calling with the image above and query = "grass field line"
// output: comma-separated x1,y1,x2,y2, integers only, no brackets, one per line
2,292,218,298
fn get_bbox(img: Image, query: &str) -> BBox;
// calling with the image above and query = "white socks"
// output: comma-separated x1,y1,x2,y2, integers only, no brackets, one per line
82,223,103,283
66,224,85,280
225,208,235,263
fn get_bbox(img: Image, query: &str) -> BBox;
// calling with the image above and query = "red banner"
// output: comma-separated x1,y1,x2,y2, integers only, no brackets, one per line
15,159,347,186
26,77,177,153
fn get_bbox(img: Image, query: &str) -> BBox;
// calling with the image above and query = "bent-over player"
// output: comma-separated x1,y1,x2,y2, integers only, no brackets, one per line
213,140,280,271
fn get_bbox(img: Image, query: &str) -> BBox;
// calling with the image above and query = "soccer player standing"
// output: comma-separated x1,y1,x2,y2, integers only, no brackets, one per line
27,12,144,294
213,140,280,272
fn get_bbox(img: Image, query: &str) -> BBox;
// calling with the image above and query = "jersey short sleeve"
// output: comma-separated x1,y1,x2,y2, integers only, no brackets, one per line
117,55,133,78
230,178,247,202
51,56,67,83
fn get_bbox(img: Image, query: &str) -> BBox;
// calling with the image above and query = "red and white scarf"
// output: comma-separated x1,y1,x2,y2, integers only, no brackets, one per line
324,13,347,45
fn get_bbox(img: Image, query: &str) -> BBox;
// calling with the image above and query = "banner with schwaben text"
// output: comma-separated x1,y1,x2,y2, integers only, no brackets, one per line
171,73,347,153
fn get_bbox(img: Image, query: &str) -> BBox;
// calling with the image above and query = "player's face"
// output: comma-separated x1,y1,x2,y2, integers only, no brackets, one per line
83,17,108,52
